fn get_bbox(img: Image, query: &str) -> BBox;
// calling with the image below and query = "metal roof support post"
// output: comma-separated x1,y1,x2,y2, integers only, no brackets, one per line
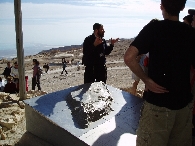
14,0,26,100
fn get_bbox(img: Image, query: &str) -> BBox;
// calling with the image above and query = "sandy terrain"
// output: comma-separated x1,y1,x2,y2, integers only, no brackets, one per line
0,39,145,146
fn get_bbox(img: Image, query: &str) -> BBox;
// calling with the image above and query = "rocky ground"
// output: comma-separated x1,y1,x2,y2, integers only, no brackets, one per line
0,39,145,146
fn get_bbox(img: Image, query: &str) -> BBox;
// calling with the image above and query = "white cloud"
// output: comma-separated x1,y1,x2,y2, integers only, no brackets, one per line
0,0,193,51
0,3,14,18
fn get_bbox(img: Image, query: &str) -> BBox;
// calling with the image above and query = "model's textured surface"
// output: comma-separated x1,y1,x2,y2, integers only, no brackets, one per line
67,82,114,128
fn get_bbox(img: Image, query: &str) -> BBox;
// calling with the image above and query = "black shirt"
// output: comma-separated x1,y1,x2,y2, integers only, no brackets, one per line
3,67,11,78
131,19,195,110
82,33,114,66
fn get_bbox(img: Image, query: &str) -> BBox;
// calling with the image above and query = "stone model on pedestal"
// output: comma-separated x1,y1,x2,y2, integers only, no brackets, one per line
67,82,114,128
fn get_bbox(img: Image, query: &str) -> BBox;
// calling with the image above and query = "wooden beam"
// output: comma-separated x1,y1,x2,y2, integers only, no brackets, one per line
14,0,26,100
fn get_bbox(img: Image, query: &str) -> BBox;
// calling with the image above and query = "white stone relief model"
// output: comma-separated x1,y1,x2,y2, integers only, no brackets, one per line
67,81,114,128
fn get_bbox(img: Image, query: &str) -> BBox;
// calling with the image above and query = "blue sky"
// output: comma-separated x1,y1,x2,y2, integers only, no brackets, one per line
0,0,194,57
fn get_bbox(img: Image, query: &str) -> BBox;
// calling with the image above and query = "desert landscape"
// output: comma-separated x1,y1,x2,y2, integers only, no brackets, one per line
0,39,145,146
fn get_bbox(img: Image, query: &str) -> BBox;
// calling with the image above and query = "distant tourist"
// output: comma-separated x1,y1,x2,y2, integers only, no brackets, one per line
2,62,12,79
3,76,17,94
131,54,148,95
124,1,195,145
10,61,19,92
32,59,41,90
71,58,74,67
77,61,80,71
61,58,68,75
82,23,119,84
43,63,49,73
0,77,5,92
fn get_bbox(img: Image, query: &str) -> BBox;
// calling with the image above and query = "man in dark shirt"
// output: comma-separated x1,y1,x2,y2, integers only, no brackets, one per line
3,76,17,94
124,0,195,145
43,63,49,73
82,23,118,84
2,62,11,79
61,58,68,75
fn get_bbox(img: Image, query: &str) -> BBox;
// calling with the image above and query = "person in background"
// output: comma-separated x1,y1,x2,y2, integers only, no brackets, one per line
188,8,195,145
2,62,12,79
77,61,80,71
61,58,68,75
189,9,195,28
131,54,148,95
82,23,119,84
3,76,17,94
183,14,193,25
43,63,49,73
124,0,195,145
0,77,5,92
70,58,74,67
32,59,41,90
10,61,19,92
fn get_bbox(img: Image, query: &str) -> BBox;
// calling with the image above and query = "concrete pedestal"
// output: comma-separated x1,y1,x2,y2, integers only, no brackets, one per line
24,84,143,146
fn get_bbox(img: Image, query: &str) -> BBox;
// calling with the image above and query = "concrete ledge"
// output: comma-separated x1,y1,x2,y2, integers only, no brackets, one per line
17,131,53,146
25,104,87,146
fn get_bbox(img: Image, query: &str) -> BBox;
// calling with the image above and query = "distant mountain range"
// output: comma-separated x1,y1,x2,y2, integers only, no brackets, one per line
38,38,135,55
38,45,83,54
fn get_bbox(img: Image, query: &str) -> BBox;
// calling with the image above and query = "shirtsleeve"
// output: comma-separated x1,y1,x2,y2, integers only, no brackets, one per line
104,40,113,55
130,21,156,55
10,67,14,77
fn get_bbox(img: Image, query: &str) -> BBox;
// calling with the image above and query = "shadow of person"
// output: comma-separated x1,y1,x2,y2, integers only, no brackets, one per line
66,83,92,129
91,89,144,146
31,83,92,129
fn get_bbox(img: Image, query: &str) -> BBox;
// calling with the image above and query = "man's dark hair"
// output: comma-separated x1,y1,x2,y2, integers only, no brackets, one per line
33,59,37,62
161,0,186,16
93,23,102,31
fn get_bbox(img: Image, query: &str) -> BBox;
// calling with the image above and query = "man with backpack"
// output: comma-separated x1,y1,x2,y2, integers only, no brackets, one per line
124,0,195,145
2,62,12,79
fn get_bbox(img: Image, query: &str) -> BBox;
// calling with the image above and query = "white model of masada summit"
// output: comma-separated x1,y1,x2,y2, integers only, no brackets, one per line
66,81,114,128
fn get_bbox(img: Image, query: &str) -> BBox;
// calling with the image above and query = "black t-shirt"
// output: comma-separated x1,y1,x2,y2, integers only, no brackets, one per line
82,34,113,66
131,19,195,110
3,67,11,77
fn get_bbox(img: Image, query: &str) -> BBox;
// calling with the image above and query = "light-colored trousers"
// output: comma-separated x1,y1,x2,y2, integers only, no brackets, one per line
136,100,193,146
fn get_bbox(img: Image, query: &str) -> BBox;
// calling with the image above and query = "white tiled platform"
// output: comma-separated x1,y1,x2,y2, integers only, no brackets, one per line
24,84,143,146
